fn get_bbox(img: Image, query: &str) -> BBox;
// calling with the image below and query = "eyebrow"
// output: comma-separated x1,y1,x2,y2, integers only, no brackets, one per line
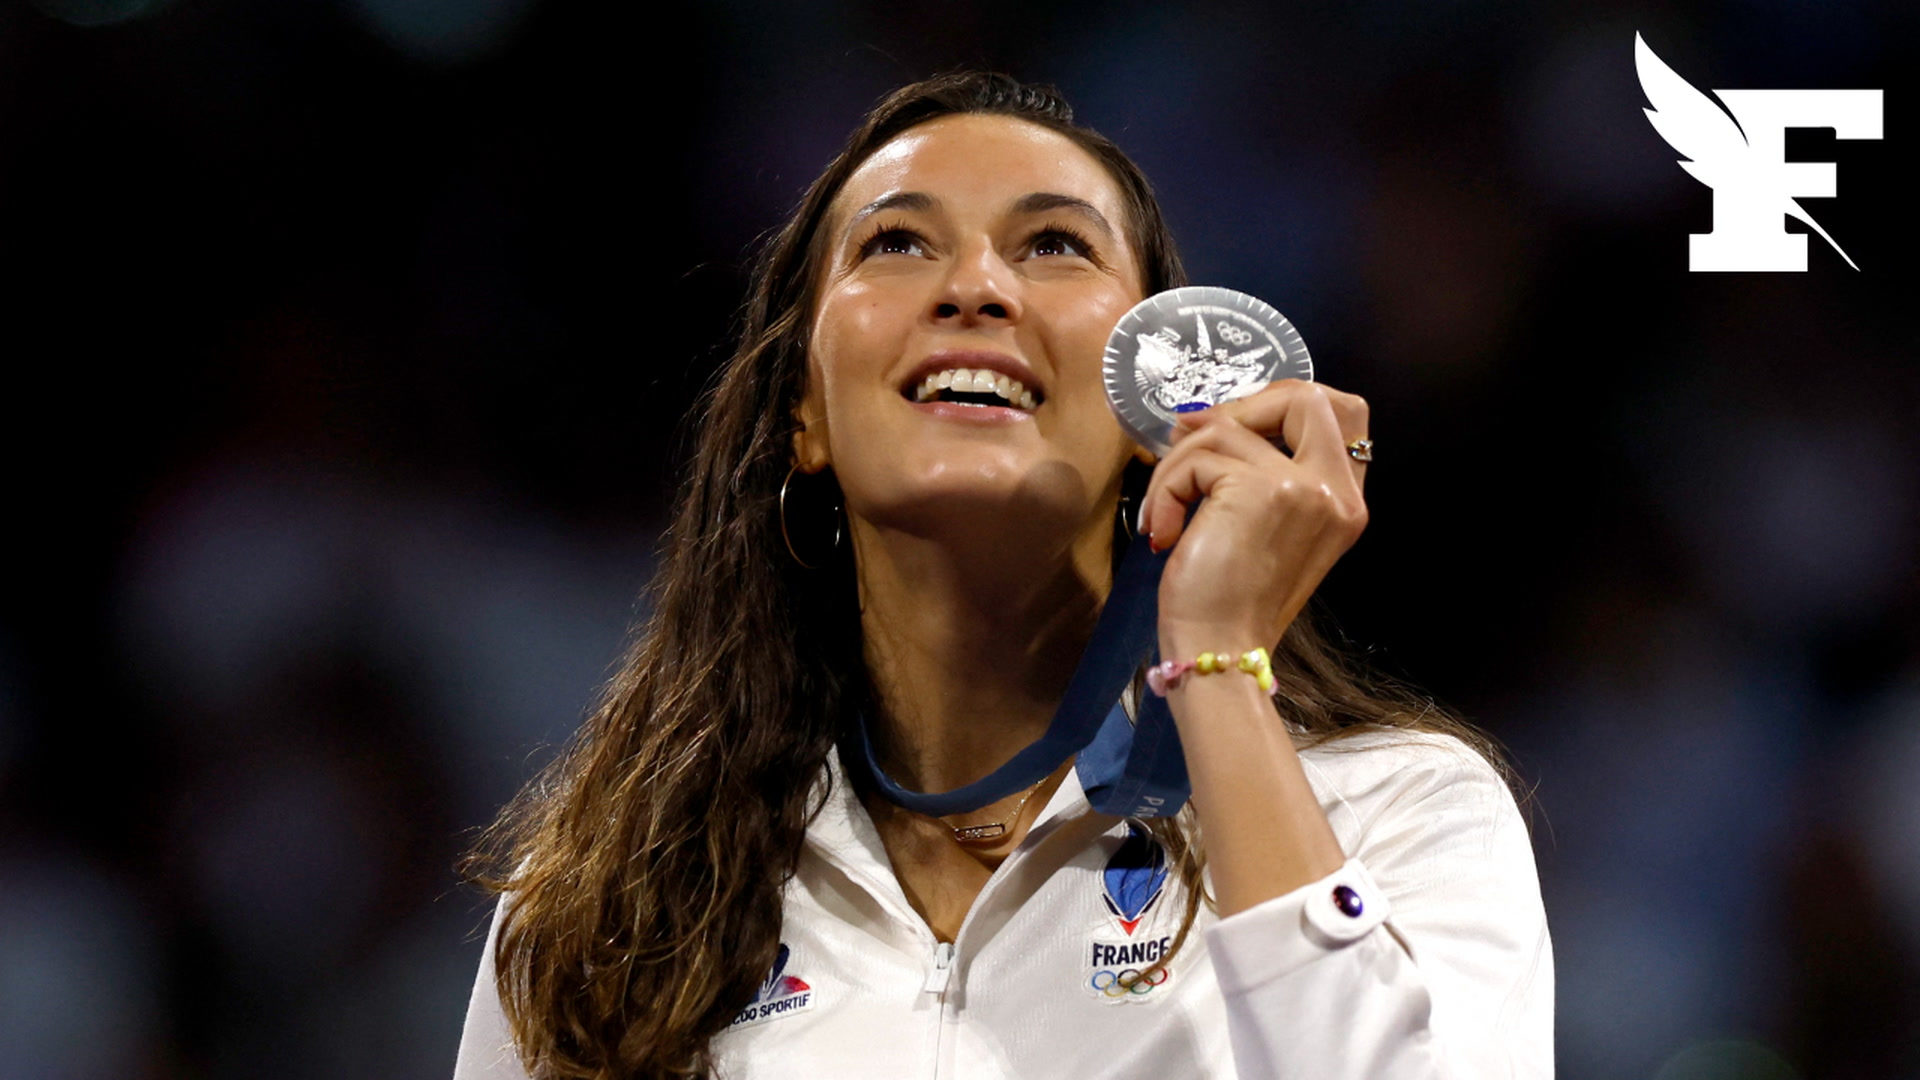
843,191,937,240
840,190,1119,242
1010,192,1117,240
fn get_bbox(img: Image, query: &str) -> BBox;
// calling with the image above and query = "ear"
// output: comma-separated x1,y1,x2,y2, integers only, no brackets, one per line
791,347,832,473
1129,441,1157,467
791,410,831,474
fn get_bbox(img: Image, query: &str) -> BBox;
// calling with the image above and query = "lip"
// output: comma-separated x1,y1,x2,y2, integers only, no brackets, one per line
908,398,1035,425
898,349,1046,405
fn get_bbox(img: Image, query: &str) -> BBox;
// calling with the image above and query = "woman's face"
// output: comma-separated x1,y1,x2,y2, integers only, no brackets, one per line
799,113,1147,550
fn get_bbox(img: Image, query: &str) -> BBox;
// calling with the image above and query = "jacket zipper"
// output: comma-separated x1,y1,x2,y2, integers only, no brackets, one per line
923,940,956,994
803,771,1094,1077
924,940,955,1078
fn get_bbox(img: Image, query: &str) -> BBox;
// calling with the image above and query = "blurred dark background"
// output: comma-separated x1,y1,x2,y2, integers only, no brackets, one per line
1,0,1915,1077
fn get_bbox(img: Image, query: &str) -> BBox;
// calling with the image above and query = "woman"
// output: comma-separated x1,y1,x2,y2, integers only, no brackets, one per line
455,72,1552,1079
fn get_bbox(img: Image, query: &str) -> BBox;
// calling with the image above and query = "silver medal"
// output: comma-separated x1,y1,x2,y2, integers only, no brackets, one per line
1103,286,1312,455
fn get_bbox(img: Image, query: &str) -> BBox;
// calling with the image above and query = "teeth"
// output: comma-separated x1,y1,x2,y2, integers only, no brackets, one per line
910,367,1040,409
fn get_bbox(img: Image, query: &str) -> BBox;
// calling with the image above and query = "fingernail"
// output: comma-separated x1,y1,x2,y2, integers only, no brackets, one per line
1136,500,1150,536
1147,531,1164,553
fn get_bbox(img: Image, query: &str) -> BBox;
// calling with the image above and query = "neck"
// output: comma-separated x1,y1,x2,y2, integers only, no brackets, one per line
853,512,1115,795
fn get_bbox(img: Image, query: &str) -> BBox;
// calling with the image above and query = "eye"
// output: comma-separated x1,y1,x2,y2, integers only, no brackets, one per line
1027,225,1094,260
859,225,927,259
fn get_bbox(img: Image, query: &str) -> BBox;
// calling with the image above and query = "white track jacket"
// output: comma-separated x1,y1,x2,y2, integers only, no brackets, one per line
454,728,1554,1079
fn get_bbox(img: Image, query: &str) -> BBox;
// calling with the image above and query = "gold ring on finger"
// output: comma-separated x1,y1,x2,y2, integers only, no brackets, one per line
1346,438,1374,464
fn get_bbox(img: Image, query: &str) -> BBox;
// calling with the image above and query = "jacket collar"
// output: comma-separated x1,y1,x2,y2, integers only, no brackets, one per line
807,747,1093,856
803,747,1100,895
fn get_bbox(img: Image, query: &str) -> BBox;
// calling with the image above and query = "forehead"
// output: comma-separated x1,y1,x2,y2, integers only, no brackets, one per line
829,114,1129,229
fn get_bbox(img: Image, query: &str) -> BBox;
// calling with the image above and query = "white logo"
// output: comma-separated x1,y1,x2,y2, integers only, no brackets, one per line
1635,32,1883,272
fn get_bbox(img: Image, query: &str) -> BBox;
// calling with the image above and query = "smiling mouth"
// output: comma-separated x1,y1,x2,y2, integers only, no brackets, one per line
907,367,1041,411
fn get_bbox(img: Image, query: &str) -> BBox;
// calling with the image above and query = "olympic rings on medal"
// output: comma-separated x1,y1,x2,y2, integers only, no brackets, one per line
1088,968,1172,997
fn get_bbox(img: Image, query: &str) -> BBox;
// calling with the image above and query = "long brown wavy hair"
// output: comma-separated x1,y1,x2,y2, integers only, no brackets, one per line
464,71,1513,1079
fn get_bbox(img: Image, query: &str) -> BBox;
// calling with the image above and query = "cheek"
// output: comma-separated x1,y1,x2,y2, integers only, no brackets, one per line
808,283,904,450
812,282,894,365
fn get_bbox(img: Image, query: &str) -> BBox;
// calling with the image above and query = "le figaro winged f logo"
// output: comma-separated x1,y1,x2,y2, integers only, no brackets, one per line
1635,32,1883,272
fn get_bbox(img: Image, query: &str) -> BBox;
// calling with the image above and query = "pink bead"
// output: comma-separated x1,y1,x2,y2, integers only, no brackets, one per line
1146,660,1193,697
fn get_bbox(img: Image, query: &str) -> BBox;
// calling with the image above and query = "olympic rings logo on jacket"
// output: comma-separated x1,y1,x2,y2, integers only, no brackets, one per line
1088,967,1172,997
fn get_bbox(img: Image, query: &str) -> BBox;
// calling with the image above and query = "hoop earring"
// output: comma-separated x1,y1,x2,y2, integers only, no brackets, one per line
780,463,845,570
1115,458,1151,542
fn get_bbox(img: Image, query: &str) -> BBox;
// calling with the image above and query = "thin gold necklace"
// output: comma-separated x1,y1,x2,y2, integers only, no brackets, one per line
940,778,1047,844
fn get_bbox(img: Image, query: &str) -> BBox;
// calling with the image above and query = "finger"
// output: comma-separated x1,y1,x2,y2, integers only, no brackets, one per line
1142,417,1278,545
1171,378,1311,437
1164,412,1294,469
1147,409,1344,547
1141,446,1254,551
1169,380,1332,463
1204,380,1358,480
1175,380,1370,450
1323,388,1369,440
1281,387,1371,504
1320,390,1372,492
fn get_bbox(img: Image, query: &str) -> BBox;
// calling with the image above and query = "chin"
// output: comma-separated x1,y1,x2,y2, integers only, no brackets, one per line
854,460,1103,544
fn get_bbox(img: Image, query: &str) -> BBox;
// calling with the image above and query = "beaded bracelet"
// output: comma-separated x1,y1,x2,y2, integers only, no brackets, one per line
1146,647,1274,696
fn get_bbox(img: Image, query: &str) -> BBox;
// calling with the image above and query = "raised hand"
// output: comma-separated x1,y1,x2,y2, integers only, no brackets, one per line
1138,379,1371,655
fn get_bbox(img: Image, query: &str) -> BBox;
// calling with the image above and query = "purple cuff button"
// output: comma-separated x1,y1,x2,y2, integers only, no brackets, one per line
1332,884,1364,918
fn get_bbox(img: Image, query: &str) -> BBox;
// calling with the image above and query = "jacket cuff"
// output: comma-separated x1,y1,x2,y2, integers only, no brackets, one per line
1204,855,1393,994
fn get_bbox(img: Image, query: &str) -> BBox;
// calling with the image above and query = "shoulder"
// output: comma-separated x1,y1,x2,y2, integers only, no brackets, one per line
455,895,534,1080
1294,726,1526,852
1297,726,1509,797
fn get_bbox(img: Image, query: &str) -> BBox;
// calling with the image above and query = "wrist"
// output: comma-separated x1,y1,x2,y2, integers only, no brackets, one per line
1148,643,1277,697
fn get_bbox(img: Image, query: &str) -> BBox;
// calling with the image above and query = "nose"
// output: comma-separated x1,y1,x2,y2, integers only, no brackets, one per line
931,240,1020,326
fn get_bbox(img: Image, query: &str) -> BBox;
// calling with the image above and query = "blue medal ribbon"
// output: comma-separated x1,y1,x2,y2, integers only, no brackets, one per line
855,534,1191,819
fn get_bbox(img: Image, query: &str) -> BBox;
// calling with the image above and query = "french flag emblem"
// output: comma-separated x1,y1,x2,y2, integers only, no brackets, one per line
1101,823,1169,936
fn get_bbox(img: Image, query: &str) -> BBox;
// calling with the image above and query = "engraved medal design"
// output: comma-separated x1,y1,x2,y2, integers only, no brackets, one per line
1103,287,1312,454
